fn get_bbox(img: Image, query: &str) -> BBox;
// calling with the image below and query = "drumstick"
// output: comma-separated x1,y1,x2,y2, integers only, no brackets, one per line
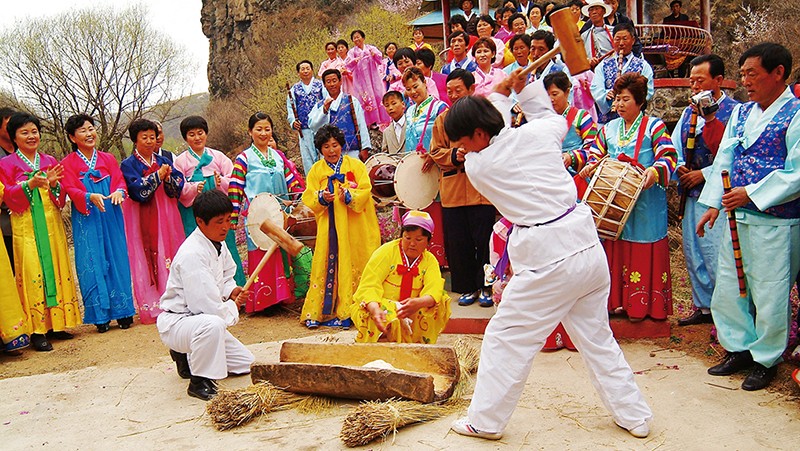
582,155,608,178
242,242,279,292
721,170,746,298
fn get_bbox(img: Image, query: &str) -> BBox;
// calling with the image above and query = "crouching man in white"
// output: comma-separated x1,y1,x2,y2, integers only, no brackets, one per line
157,189,255,401
443,71,653,440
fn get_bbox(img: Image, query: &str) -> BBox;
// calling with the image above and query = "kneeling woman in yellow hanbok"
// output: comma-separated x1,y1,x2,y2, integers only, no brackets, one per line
352,210,451,343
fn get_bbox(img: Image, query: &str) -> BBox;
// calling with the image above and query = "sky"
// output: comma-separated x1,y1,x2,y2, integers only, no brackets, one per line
1,0,210,94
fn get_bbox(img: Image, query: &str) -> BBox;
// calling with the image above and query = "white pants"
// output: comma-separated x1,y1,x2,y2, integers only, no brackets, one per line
158,313,254,380
467,243,652,432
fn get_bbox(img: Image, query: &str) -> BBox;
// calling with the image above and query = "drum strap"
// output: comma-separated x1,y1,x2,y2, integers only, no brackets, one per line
565,106,579,134
618,116,649,170
415,100,436,153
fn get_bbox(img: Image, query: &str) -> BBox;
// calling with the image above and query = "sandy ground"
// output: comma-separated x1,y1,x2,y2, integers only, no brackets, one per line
2,327,799,450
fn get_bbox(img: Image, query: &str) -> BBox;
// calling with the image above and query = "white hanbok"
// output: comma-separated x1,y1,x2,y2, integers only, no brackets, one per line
461,80,653,433
157,229,255,380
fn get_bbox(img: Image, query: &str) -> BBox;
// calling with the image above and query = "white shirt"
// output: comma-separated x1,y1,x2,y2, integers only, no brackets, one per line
394,115,406,142
157,228,240,334
464,81,599,270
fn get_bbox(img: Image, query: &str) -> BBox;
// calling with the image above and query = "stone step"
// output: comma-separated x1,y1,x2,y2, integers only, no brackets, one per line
442,296,671,338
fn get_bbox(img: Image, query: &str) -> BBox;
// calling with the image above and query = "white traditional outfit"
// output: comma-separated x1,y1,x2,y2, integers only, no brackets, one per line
698,87,800,369
157,228,254,380
461,81,652,434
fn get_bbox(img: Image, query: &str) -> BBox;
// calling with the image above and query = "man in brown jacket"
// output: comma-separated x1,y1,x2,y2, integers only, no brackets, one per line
429,69,496,307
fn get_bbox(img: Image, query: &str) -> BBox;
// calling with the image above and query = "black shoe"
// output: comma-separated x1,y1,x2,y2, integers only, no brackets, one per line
46,330,74,340
117,316,133,329
187,376,217,401
170,350,191,379
31,334,53,352
741,364,778,391
708,351,753,376
96,323,111,333
677,310,713,326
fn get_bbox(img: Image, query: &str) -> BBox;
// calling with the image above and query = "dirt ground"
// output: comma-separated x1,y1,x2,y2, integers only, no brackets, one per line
2,227,800,449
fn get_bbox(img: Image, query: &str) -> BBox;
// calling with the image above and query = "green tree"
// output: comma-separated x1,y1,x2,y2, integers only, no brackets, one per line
0,4,193,158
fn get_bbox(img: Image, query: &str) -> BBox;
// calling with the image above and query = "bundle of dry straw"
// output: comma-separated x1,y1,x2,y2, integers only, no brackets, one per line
206,381,332,431
340,399,463,447
339,338,482,447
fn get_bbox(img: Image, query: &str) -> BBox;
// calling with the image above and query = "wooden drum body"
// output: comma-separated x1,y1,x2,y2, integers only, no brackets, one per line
581,159,645,241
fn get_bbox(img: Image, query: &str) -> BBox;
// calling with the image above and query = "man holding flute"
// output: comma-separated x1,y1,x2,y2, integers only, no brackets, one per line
696,43,800,391
673,54,738,326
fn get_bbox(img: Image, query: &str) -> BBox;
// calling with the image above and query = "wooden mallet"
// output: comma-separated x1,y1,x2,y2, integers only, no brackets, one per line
519,8,591,79
242,218,305,291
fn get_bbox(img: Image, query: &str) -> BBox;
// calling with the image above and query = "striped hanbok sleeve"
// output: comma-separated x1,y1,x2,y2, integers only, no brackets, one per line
570,109,598,170
649,118,679,188
228,152,248,225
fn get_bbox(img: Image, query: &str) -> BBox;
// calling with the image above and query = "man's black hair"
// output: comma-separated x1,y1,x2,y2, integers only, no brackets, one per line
446,68,476,89
444,96,504,142
296,59,314,72
193,189,234,224
531,30,555,50
738,42,793,81
321,68,342,81
690,54,725,78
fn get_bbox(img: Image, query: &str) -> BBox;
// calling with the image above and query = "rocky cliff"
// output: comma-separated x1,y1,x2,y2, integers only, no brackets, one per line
201,0,358,98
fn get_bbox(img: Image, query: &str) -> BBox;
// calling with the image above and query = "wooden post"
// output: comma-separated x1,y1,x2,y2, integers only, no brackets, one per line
442,0,451,42
479,0,489,15
626,0,638,24
700,0,711,32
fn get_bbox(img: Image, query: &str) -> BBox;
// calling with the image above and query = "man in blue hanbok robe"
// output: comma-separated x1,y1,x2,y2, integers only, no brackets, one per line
697,43,800,391
673,54,738,326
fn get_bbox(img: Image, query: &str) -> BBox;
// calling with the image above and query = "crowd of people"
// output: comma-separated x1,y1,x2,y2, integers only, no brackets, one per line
1,0,800,439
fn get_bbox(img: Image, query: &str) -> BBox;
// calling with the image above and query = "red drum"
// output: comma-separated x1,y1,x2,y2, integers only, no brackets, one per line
369,163,397,198
286,202,317,246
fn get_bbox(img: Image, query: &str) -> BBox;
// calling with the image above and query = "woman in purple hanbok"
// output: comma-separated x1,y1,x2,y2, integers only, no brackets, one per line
345,30,390,128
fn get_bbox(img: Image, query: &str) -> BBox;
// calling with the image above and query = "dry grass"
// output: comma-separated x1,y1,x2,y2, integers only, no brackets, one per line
339,398,466,448
206,382,331,431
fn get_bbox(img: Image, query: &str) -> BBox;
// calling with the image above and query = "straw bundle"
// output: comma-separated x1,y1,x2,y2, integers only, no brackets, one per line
340,399,463,447
339,339,481,447
206,381,327,431
452,337,481,398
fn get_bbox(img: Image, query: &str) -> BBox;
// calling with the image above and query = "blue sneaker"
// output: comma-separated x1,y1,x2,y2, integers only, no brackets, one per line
478,290,494,307
305,320,320,329
458,292,478,306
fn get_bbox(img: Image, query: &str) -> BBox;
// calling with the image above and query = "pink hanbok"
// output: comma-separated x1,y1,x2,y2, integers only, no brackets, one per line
473,66,506,98
345,44,390,126
120,152,185,324
319,57,352,95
